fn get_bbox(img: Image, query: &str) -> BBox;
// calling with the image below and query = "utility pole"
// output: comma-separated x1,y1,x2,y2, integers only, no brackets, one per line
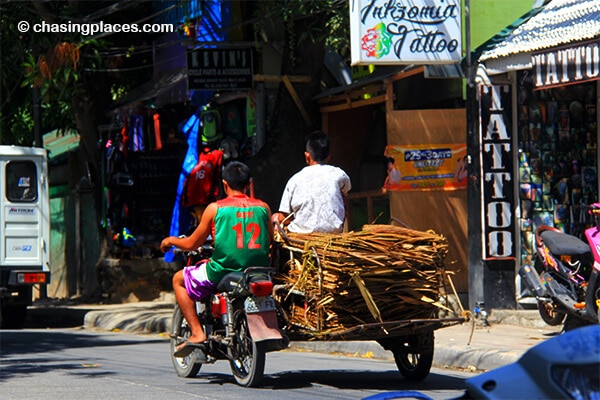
464,0,484,313
32,87,43,148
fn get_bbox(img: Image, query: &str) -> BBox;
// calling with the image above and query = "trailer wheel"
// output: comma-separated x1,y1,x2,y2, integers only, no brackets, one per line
0,304,27,329
391,332,434,382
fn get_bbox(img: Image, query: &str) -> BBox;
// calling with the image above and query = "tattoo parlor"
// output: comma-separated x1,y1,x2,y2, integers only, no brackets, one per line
469,2,599,310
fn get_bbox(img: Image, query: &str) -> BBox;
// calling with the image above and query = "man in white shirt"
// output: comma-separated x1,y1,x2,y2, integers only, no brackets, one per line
272,131,351,233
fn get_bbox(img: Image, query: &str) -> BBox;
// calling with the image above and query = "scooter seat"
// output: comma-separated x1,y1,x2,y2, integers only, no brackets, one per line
540,230,591,256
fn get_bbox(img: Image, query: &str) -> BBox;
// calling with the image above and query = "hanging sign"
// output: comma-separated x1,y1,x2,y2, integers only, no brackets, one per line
531,39,600,90
383,143,467,191
187,48,253,90
350,0,461,65
479,84,515,260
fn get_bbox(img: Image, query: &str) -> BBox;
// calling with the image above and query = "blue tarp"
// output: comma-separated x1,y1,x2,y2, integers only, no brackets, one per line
164,0,229,262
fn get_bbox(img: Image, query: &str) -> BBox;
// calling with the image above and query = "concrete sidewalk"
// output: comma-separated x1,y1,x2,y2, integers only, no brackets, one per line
26,299,563,372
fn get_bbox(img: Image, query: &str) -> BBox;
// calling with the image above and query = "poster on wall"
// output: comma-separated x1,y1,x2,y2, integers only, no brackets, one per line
383,143,467,191
349,0,462,65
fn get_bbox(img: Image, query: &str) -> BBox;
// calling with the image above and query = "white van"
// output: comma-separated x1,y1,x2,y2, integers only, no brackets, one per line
0,145,50,328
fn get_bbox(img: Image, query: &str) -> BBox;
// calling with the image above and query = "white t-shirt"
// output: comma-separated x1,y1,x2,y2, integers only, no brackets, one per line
278,164,351,233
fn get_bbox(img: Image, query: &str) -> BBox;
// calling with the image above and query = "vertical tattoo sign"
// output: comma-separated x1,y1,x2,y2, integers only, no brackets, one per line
480,85,515,259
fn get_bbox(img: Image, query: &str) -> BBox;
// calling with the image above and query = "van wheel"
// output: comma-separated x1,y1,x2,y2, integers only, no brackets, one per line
0,304,27,329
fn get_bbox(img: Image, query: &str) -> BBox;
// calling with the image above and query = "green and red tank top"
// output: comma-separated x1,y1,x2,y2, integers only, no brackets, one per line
206,195,271,283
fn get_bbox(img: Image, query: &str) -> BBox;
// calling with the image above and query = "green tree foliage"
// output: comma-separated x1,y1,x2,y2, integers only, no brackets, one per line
0,0,155,146
252,0,350,65
1,1,39,145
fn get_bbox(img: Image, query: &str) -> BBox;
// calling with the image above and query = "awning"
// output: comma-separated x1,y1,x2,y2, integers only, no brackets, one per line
42,129,80,164
314,66,413,100
477,0,600,75
110,67,189,110
313,65,422,113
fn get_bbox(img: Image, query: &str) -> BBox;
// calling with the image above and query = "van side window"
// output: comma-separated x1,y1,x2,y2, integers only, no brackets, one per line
6,161,38,202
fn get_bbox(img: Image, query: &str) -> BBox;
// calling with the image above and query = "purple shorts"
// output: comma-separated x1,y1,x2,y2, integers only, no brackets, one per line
182,261,218,301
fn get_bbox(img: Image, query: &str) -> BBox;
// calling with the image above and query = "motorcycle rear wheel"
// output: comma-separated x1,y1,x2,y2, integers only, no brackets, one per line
228,309,266,387
585,270,600,323
537,300,566,326
170,304,203,378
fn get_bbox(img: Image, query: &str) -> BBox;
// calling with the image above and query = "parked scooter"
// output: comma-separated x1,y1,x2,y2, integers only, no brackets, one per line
361,324,600,400
462,323,600,399
169,246,288,387
519,203,600,328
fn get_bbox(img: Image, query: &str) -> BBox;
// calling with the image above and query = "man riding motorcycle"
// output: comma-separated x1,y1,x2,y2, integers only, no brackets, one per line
160,161,273,357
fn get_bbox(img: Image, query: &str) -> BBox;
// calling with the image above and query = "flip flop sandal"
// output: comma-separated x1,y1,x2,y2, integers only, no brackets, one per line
173,341,208,358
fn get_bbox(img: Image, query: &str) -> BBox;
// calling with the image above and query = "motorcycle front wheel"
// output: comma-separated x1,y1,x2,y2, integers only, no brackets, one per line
537,300,566,326
170,304,203,378
228,309,266,387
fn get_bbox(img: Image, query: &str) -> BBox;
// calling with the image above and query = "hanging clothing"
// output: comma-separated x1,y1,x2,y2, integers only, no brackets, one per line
132,115,145,152
181,147,224,207
153,113,163,150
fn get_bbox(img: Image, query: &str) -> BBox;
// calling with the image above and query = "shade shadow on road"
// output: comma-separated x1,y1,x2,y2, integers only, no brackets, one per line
1,330,165,381
174,368,465,392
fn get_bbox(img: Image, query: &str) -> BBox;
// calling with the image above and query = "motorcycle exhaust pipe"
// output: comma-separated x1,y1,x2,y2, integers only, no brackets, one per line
518,265,548,297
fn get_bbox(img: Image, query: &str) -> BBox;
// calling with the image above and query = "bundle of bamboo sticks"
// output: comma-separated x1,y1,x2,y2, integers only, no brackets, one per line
274,224,451,336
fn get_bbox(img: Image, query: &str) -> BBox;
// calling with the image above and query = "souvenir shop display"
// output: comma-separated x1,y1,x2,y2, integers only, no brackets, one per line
517,71,598,267
105,97,256,259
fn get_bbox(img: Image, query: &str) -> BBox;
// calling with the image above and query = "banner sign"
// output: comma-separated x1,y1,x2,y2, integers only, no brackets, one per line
187,48,253,90
480,84,515,260
350,0,462,65
532,39,600,90
383,143,467,191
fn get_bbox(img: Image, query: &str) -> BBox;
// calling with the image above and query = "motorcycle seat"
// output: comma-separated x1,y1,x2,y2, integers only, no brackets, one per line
540,230,591,256
217,272,244,292
216,268,271,293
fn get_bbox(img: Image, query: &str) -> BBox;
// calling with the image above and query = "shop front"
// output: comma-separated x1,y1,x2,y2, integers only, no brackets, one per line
470,0,600,310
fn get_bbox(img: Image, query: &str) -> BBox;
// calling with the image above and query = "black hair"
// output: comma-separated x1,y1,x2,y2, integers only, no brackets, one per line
305,131,330,163
387,157,395,164
222,161,251,191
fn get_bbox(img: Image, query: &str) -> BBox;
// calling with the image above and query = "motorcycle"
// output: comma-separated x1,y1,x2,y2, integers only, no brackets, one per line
462,323,599,399
361,323,600,400
169,246,288,387
519,203,600,328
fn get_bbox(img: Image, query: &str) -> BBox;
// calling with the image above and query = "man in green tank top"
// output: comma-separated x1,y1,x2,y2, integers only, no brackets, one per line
161,161,273,357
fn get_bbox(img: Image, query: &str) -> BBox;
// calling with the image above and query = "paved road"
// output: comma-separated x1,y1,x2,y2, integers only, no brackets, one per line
1,328,477,400
26,300,564,372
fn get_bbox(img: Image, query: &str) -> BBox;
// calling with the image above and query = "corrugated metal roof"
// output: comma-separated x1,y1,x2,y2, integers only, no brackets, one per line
480,0,600,61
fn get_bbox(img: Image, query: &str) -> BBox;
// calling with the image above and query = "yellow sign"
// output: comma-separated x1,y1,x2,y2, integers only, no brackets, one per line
384,143,467,191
